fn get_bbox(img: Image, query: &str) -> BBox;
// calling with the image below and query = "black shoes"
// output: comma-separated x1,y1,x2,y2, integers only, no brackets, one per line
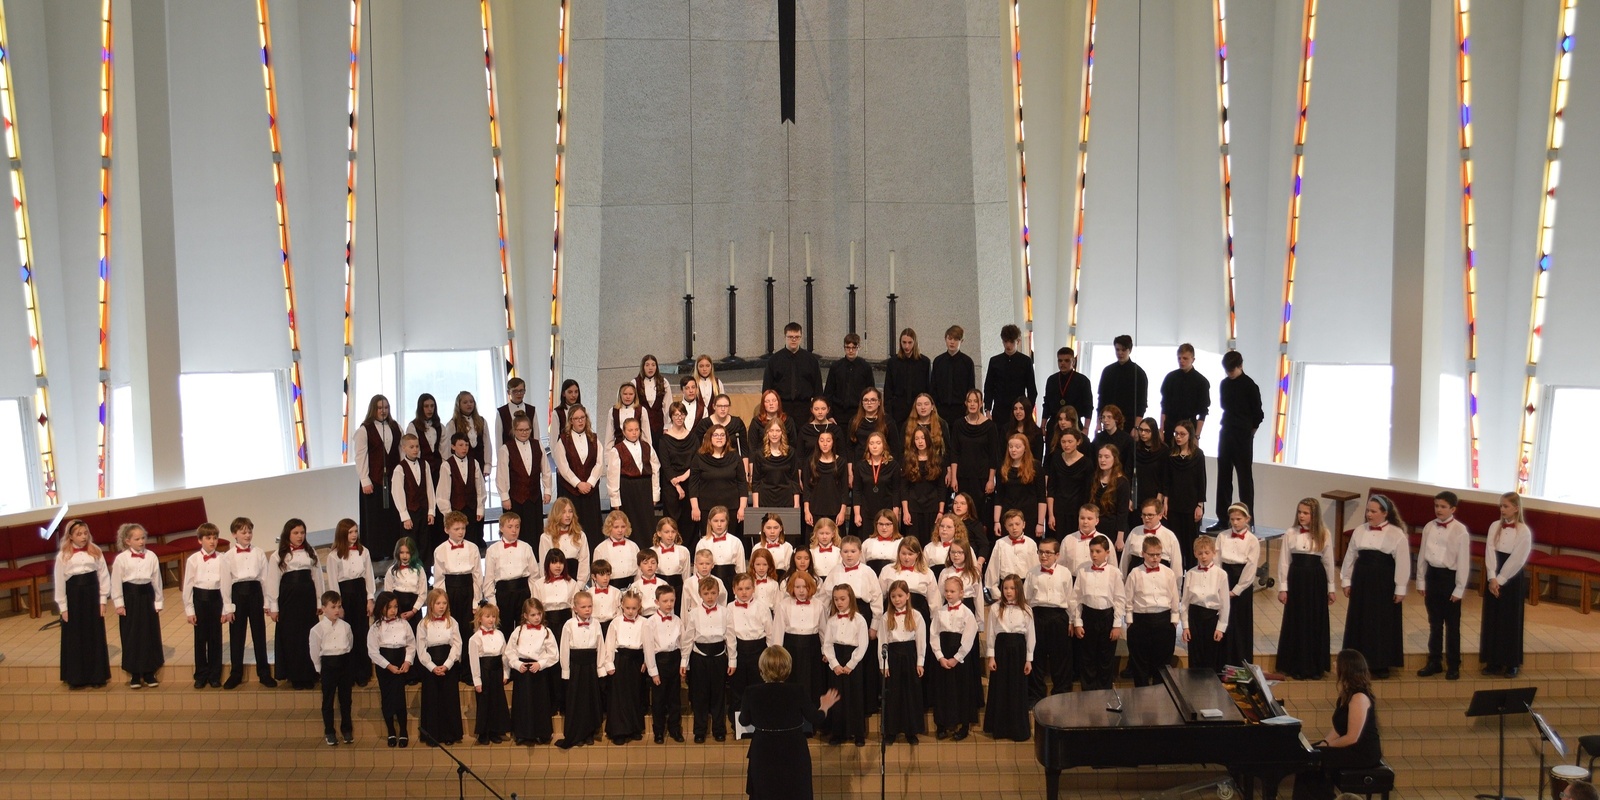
388,735,398,748
325,735,339,747
1417,663,1443,678
1504,666,1520,678
194,679,207,689
260,675,279,688
223,674,242,690
952,725,970,741
654,733,665,744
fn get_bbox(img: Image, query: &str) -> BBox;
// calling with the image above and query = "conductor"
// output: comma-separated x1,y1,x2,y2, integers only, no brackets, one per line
739,646,841,799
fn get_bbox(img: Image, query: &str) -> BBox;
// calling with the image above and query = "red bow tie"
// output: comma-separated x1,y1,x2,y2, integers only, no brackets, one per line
352,545,364,554
236,546,251,553
611,540,628,547
1080,533,1095,540
480,629,496,636
578,621,591,627
844,565,858,572
450,542,465,549
711,535,726,542
203,553,217,561
1145,566,1160,573
877,536,895,542
1232,532,1247,539
433,616,448,622
1091,565,1106,571
756,578,769,584
702,606,717,614
947,605,962,612
504,541,518,549
836,613,850,619
796,600,810,605
660,545,674,553
1009,538,1028,545
1144,528,1159,535
595,588,609,594
736,601,749,608
893,610,909,616
642,579,658,585
1198,566,1211,572
1040,568,1053,575
1368,525,1384,531
623,616,636,623
1299,527,1310,533
818,546,833,552
130,552,146,559
290,545,304,552
72,547,88,553
525,624,542,630
898,566,913,572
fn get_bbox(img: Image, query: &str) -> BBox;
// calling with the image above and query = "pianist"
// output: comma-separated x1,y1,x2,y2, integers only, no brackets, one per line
1294,650,1383,800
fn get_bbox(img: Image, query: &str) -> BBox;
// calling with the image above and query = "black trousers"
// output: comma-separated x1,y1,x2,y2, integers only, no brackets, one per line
1214,426,1255,515
192,588,224,683
228,581,272,679
320,654,354,736
652,651,684,735
688,643,728,737
1029,606,1074,701
1424,565,1463,668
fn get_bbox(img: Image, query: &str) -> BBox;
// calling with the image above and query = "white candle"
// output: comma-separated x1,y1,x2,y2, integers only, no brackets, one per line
768,231,776,279
804,232,812,278
889,250,896,294
684,250,693,294
729,241,736,286
849,240,857,285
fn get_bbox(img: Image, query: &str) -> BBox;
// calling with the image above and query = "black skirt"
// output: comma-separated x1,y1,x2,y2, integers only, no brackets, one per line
563,648,603,743
443,574,477,683
337,577,372,683
1277,553,1331,678
607,647,647,738
1185,606,1224,673
511,658,555,742
783,632,825,703
824,643,867,740
118,582,165,675
1220,561,1254,665
618,474,657,551
881,640,925,737
377,646,410,720
359,488,403,566
61,573,111,687
1342,550,1403,670
1480,563,1526,669
544,609,572,712
475,655,511,740
962,597,985,707
932,631,978,727
984,632,1030,741
275,570,319,684
421,644,464,745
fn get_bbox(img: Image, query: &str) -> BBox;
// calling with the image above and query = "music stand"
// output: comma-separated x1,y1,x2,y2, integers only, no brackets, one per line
1467,686,1538,800
1534,712,1567,800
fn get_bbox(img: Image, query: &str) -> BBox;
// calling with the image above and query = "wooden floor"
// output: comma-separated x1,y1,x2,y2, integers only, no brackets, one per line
2,577,1598,799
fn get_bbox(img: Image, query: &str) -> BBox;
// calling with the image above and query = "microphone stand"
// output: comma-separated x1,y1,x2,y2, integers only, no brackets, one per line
419,727,515,800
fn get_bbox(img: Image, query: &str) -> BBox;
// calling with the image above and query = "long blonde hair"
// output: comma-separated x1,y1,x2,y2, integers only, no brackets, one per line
545,497,585,547
450,391,487,440
1297,497,1328,551
884,580,918,631
56,519,103,561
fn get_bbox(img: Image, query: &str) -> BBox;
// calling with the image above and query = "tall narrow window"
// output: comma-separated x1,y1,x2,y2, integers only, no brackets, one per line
1292,364,1392,479
1539,387,1600,505
0,398,33,513
179,372,288,487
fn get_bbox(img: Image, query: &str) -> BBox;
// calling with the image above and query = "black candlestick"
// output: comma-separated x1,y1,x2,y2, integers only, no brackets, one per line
847,284,858,336
765,276,777,356
886,292,898,359
682,293,695,364
724,284,739,362
804,276,815,351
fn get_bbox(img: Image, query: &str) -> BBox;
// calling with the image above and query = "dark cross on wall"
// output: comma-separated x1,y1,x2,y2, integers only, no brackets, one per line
779,0,796,122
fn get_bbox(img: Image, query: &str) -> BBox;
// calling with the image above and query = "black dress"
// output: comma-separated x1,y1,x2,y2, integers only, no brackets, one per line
563,647,603,743
1089,477,1131,542
883,354,931,425
657,431,698,536
475,654,511,741
984,630,1031,741
739,680,828,800
851,458,901,528
421,642,464,745
801,458,848,529
901,462,946,541
511,655,555,744
1043,450,1093,536
1162,451,1206,569
751,451,800,509
275,568,319,686
931,632,978,728
60,572,111,687
794,421,840,464
949,417,1001,514
1130,444,1166,530
687,451,750,535
880,637,926,739
607,646,647,739
1480,549,1527,670
993,470,1045,533
1091,429,1135,476
845,416,900,464
117,581,165,677
1294,692,1382,800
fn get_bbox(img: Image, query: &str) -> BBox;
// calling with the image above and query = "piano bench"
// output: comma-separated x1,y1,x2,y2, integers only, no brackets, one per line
1333,760,1394,800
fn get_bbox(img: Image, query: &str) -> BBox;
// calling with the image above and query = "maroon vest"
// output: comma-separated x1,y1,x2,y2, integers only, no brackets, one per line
364,420,403,487
611,406,643,445
559,433,598,489
635,378,666,436
399,459,428,513
415,421,443,472
613,441,652,479
445,456,478,512
499,403,535,447
506,441,540,504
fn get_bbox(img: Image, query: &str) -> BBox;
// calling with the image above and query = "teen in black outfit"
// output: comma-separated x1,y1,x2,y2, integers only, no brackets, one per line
982,324,1037,416
883,328,931,427
1041,346,1094,431
1096,334,1148,423
1158,343,1211,441
1162,420,1206,569
948,390,1001,523
824,333,875,427
1211,350,1263,532
929,325,976,426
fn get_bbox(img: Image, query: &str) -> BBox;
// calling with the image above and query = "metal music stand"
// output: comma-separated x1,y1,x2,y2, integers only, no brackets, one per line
1534,712,1567,800
1467,686,1537,800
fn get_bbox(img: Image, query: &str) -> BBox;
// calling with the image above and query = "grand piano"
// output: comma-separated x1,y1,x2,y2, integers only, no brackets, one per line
1033,665,1319,800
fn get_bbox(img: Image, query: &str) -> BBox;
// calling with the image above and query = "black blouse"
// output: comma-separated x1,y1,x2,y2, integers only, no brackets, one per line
687,451,750,510
751,451,800,507
802,457,849,519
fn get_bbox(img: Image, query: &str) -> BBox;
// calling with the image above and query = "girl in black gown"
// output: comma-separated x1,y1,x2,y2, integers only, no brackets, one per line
739,647,840,800
883,329,931,427
1129,418,1166,533
802,430,849,535
657,402,698,538
847,388,900,467
1161,420,1206,570
751,420,801,511
1000,398,1045,462
993,433,1046,539
1090,406,1135,477
1481,492,1532,677
1044,428,1093,538
1088,445,1131,552
1294,650,1383,800
1277,498,1336,680
852,431,901,532
949,390,1001,527
1339,496,1409,679
688,424,750,536
54,520,111,688
900,427,947,542
794,398,841,463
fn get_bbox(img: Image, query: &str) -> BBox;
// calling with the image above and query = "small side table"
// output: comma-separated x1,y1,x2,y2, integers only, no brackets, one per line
1323,489,1361,562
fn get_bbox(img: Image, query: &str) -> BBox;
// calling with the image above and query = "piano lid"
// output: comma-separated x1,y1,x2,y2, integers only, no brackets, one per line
1032,668,1247,731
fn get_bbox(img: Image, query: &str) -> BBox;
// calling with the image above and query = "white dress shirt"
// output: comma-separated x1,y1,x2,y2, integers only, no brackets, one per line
930,603,979,661
309,617,355,668
1026,565,1074,609
1217,529,1262,596
467,627,509,686
391,458,437,524
182,548,224,616
1124,563,1182,625
1180,563,1232,633
505,623,560,678
53,548,111,614
1277,526,1339,594
1417,518,1472,599
265,549,325,613
560,616,605,679
606,438,662,506
1121,526,1182,573
1486,520,1533,582
769,594,825,643
986,534,1041,592
539,532,592,586
496,439,554,502
368,617,418,667
811,543,842,579
1069,562,1127,628
822,612,870,669
601,613,646,673
644,613,684,676
326,547,376,599
596,537,641,580
876,610,927,668
383,565,428,613
416,616,463,670
221,545,267,615
1339,524,1411,594
483,539,536,602
984,604,1036,660
112,548,163,611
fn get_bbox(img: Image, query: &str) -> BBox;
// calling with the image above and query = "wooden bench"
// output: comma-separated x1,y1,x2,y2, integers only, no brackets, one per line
1527,513,1600,614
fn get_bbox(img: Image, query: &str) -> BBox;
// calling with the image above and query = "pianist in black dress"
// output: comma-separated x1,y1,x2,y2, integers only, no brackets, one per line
739,646,840,800
1294,649,1383,800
